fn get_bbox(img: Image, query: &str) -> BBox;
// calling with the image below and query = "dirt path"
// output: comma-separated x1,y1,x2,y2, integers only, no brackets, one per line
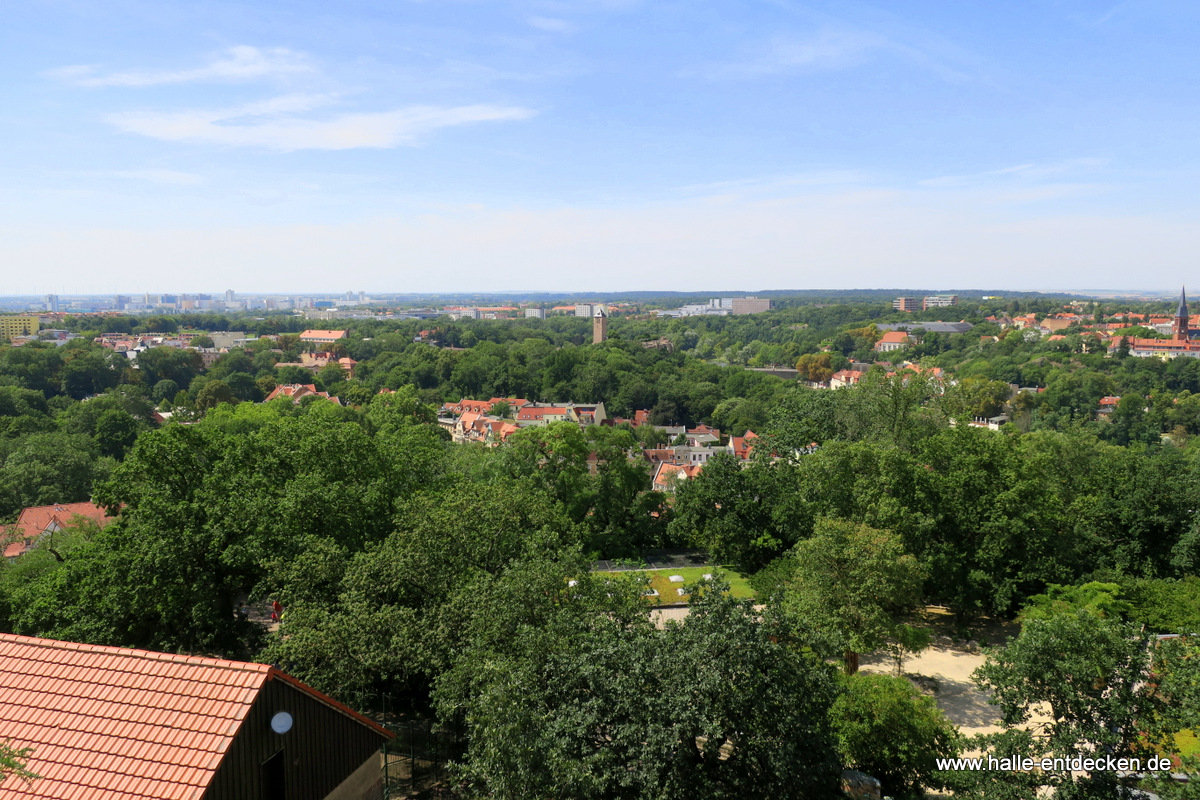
860,646,1001,734
654,604,1021,736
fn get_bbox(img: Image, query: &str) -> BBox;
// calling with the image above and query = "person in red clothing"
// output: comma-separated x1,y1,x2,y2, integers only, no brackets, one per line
270,600,283,622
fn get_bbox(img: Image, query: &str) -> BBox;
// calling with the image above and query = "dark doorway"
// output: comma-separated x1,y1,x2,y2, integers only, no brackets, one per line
261,750,286,800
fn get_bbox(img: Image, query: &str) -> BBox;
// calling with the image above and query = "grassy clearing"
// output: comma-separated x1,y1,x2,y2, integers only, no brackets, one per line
595,566,755,605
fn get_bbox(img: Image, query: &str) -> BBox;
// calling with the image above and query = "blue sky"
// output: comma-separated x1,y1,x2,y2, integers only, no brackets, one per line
4,0,1200,294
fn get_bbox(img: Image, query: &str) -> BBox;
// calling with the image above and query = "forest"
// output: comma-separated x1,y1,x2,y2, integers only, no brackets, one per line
1,299,1199,798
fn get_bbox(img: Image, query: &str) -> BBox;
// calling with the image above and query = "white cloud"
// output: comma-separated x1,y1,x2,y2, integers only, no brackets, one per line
44,46,312,87
920,158,1110,187
690,29,886,80
106,96,536,150
528,16,578,33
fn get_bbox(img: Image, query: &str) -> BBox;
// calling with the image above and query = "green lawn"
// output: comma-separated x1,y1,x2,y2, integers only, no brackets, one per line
595,566,754,605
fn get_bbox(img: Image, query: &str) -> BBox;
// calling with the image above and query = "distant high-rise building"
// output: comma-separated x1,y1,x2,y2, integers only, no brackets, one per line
893,297,921,313
574,304,594,317
731,297,771,315
525,307,546,320
922,295,958,310
358,291,366,302
224,289,235,302
44,294,59,313
593,306,608,344
114,295,130,310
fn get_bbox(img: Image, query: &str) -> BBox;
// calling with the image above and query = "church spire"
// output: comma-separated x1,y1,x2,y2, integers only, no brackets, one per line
1174,286,1190,341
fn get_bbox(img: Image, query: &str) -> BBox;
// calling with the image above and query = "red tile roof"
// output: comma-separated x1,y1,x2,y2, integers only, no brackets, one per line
516,407,571,420
297,329,347,340
0,633,390,799
4,502,113,559
876,331,911,344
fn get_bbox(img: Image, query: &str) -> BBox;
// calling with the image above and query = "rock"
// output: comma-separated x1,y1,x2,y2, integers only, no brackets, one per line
841,768,882,800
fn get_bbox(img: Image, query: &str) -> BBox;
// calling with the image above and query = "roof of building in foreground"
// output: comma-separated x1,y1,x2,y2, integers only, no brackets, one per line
0,632,389,800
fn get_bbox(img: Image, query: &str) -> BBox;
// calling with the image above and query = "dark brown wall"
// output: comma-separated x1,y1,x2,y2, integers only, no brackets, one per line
204,676,388,800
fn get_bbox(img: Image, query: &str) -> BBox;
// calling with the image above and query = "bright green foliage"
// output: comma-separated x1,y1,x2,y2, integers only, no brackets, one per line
0,432,101,518
670,452,798,571
501,422,661,555
782,518,925,673
1019,582,1131,622
830,672,959,799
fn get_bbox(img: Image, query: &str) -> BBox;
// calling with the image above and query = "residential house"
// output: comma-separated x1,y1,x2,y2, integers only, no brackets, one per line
830,369,867,389
299,329,348,346
3,501,113,560
728,431,760,461
874,331,911,352
0,632,392,799
686,425,721,447
652,462,703,493
264,384,341,405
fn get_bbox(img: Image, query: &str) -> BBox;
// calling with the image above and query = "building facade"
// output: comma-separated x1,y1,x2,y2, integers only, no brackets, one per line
922,295,959,309
0,316,38,339
731,297,772,315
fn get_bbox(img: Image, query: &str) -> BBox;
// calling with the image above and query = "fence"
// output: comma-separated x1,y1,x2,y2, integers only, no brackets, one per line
382,716,465,799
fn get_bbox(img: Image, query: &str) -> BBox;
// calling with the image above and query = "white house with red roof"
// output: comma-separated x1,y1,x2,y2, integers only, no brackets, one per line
728,431,760,461
874,331,911,352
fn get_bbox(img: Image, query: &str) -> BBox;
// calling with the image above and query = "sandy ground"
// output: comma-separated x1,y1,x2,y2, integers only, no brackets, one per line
860,645,1002,735
652,605,1020,737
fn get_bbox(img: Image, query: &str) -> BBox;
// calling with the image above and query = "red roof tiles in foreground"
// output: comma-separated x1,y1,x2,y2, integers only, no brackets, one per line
0,633,388,799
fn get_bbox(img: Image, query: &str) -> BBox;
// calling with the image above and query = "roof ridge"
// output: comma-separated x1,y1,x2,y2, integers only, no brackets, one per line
0,632,271,674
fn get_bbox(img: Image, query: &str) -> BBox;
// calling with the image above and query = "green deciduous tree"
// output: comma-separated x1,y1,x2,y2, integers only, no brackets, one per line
830,672,959,799
782,518,925,673
444,579,843,800
960,611,1160,799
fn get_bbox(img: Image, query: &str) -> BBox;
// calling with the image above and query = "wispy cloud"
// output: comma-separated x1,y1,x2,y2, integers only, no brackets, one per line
528,16,578,33
83,169,204,186
688,29,886,80
45,46,312,87
105,95,536,150
920,158,1109,187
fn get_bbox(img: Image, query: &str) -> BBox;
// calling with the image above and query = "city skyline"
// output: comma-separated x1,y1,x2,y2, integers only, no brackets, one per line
5,1,1200,293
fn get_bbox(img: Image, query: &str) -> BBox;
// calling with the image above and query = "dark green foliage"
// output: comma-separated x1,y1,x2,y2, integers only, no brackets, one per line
957,611,1162,799
831,673,959,799
444,579,843,800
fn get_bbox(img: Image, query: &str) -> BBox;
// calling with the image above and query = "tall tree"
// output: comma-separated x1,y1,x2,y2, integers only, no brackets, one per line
781,518,925,673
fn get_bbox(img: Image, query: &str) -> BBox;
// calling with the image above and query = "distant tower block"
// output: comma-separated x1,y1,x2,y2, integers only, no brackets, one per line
593,306,608,344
